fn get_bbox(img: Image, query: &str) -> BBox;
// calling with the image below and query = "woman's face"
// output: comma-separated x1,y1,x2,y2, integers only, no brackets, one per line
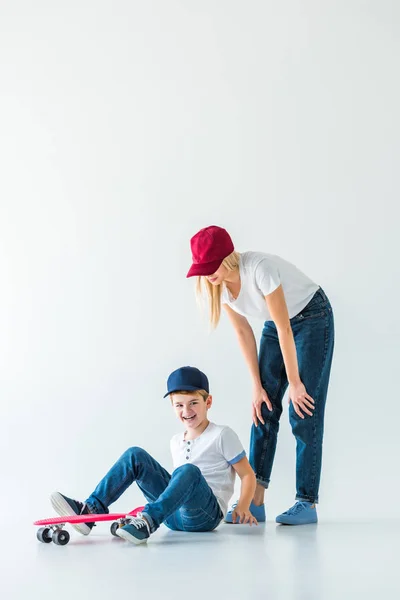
205,264,229,286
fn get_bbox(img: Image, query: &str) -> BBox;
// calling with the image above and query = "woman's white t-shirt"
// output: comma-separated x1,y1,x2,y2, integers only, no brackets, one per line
221,251,319,321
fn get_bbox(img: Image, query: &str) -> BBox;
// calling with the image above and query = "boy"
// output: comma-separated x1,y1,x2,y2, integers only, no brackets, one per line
50,366,258,544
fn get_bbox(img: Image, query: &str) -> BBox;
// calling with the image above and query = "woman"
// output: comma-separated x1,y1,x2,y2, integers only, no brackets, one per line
186,226,334,525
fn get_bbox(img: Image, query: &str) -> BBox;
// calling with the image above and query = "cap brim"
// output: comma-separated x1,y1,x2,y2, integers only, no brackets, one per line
164,385,205,398
186,258,223,278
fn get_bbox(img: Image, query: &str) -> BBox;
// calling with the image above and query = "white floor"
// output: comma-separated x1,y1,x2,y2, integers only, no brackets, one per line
3,519,398,599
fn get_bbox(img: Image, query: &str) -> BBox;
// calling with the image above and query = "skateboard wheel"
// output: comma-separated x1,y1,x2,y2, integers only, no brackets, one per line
110,522,120,536
37,527,52,543
52,529,70,546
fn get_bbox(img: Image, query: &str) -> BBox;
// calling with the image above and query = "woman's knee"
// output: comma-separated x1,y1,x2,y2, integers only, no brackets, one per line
263,401,282,421
289,409,318,443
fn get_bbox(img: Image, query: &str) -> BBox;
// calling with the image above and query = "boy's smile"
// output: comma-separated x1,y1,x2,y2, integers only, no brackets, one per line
172,392,212,438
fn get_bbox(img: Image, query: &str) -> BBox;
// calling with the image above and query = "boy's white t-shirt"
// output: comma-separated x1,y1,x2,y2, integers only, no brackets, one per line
170,422,245,516
222,251,319,321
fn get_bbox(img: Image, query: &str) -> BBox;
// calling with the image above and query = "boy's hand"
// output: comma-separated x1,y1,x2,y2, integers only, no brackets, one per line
231,505,258,526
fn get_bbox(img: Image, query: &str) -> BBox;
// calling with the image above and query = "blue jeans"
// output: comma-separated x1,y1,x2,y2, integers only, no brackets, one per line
249,288,334,503
85,447,223,533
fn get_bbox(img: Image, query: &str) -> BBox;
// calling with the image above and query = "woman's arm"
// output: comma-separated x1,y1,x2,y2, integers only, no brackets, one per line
223,305,261,387
264,285,300,383
223,304,273,421
265,285,314,418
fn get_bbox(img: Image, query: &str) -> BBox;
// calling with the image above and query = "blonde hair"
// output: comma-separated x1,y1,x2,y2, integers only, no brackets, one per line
196,251,240,329
170,389,209,401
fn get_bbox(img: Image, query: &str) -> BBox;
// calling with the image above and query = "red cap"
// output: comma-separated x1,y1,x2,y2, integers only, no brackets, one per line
186,226,234,278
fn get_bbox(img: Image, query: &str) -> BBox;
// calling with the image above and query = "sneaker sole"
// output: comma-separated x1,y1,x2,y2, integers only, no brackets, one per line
50,492,91,536
115,528,147,545
276,519,318,525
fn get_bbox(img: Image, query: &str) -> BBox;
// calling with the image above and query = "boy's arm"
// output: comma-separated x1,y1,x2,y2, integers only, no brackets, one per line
231,457,258,525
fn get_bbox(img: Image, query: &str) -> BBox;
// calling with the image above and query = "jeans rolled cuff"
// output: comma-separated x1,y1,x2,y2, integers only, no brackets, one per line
256,477,269,490
141,510,157,534
85,498,108,514
296,495,319,504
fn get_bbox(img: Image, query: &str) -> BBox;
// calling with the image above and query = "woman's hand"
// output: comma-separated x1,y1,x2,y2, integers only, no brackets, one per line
289,381,315,418
252,386,272,426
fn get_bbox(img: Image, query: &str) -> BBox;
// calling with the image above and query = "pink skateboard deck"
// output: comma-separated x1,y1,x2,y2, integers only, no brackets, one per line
35,506,145,545
34,507,144,527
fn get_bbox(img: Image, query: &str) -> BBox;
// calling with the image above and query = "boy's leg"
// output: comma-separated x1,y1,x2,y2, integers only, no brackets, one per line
51,447,171,535
117,464,223,543
85,446,171,512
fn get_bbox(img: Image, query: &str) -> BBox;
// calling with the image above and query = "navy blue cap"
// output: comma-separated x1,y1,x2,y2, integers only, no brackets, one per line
164,366,209,398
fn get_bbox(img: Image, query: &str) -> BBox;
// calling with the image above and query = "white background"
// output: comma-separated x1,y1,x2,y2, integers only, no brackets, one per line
1,0,399,530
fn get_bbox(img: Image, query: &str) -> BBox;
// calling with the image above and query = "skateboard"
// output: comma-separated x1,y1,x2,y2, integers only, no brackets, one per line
34,506,145,545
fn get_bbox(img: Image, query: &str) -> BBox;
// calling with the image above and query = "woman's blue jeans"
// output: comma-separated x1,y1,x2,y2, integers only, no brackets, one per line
249,288,335,503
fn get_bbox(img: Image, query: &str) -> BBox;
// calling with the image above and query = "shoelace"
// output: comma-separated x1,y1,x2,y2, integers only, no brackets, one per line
79,502,89,515
79,502,96,526
285,502,308,515
130,513,150,532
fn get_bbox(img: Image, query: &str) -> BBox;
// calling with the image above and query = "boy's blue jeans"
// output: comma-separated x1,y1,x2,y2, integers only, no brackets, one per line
85,447,223,533
249,288,335,503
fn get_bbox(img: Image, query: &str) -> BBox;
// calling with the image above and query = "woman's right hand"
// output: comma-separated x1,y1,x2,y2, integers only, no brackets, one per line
252,386,273,427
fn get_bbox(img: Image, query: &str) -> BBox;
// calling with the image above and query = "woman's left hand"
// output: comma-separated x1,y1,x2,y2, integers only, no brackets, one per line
289,381,315,418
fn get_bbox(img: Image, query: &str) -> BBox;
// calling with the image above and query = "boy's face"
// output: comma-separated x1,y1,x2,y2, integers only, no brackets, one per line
171,392,212,429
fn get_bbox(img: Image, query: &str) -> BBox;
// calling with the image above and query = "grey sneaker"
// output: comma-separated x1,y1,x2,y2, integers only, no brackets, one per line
116,514,151,545
50,491,96,535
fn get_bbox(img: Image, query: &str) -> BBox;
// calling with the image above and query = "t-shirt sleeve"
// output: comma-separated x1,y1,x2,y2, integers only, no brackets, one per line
254,258,281,297
219,427,246,465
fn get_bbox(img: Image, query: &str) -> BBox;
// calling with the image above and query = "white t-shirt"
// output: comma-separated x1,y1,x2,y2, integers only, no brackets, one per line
170,422,245,516
222,251,319,321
